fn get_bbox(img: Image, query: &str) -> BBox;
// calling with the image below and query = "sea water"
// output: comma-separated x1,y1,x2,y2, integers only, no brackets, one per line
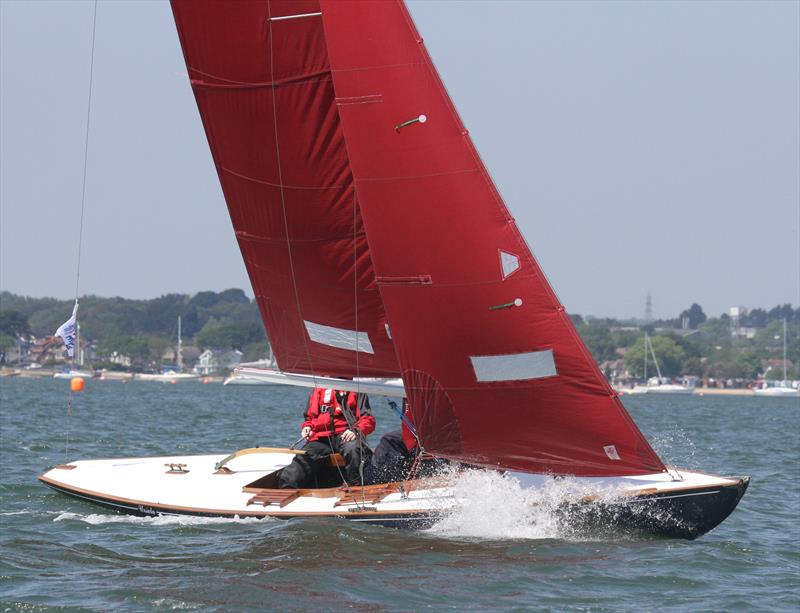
1,377,798,611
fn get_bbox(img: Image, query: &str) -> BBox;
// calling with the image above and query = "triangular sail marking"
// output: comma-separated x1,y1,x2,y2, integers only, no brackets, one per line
499,250,520,280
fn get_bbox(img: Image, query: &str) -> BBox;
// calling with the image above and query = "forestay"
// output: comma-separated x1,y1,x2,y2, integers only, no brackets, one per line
172,0,666,477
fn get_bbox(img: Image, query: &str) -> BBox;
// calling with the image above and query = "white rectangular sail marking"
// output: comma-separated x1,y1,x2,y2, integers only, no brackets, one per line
304,320,374,354
470,350,557,382
268,12,322,22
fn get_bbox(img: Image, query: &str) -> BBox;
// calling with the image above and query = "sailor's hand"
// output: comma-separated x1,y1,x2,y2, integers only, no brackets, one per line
340,429,356,443
301,426,312,439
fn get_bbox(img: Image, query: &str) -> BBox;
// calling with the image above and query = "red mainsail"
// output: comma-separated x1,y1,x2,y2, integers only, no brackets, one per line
172,0,666,477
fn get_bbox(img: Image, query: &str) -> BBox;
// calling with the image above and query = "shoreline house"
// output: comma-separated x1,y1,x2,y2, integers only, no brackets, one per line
161,345,202,369
193,348,243,375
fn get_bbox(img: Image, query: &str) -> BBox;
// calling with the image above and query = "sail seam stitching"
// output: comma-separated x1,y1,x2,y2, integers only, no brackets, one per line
266,0,317,380
220,164,347,190
188,66,330,88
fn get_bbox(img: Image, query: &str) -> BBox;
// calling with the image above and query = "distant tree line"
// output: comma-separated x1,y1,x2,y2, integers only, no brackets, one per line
1,292,797,379
0,289,268,366
570,303,800,381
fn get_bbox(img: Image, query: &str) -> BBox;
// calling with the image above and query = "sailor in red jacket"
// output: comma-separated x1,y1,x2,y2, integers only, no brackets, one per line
278,387,375,489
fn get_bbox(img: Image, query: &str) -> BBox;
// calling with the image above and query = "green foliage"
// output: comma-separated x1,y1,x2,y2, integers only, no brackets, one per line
575,321,616,363
0,332,15,350
0,310,29,337
242,341,270,362
681,357,703,377
217,288,250,304
610,328,640,349
147,336,171,362
195,320,265,350
705,359,746,380
736,350,767,379
97,334,149,360
699,317,731,348
766,365,799,380
0,290,266,359
679,303,707,329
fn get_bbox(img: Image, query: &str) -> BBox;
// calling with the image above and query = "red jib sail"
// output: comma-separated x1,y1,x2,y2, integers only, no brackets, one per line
172,0,666,476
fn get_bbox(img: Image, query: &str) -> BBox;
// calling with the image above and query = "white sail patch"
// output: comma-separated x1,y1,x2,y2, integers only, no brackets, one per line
470,349,557,382
304,321,374,354
499,250,520,279
603,445,621,460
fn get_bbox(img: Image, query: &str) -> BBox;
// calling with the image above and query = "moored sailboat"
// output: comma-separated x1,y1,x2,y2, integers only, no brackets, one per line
628,333,694,395
40,0,748,538
137,316,200,382
753,319,798,397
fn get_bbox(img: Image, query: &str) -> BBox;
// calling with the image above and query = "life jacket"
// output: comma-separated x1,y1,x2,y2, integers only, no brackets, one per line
301,388,375,441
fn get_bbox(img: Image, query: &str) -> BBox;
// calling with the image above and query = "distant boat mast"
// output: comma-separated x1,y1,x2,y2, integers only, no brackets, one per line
783,318,787,383
177,315,183,371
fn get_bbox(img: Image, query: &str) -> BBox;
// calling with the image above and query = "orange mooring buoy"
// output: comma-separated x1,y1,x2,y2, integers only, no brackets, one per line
70,377,85,392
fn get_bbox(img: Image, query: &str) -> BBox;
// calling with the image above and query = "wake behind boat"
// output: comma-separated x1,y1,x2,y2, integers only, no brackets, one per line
41,0,748,539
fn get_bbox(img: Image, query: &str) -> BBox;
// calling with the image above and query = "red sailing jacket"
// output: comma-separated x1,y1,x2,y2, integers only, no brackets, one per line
301,388,375,441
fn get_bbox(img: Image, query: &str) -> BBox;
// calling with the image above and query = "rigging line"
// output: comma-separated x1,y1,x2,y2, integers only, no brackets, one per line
352,196,368,500
74,0,98,302
266,1,317,386
65,0,97,461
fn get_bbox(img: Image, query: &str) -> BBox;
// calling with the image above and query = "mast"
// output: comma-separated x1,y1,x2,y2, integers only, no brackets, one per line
648,334,663,380
177,315,183,371
783,318,787,383
643,332,648,381
77,322,82,367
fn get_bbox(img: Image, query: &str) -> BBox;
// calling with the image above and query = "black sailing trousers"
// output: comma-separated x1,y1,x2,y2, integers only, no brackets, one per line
278,435,367,489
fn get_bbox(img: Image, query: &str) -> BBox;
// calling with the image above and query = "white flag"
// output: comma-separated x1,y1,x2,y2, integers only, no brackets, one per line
55,301,79,358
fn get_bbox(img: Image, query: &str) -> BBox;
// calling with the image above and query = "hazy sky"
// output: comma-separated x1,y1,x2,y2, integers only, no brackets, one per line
1,0,798,319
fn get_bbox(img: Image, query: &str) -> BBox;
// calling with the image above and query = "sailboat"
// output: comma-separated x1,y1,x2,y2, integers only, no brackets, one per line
628,333,694,395
137,316,200,382
39,0,748,539
53,323,94,379
754,319,798,397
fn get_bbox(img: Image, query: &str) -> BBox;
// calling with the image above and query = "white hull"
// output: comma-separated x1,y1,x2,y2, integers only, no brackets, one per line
39,449,748,538
753,386,799,397
54,370,94,379
137,372,201,382
628,385,694,395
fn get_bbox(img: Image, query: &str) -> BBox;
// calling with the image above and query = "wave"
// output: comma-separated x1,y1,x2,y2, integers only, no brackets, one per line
53,512,271,527
426,468,631,541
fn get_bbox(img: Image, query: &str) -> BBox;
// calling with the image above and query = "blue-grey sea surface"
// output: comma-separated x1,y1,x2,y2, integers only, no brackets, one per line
1,377,798,612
